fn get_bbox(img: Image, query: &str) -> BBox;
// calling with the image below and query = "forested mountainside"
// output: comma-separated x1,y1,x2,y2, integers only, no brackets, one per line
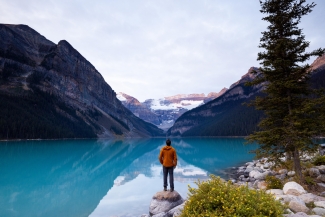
0,24,163,139
167,57,325,137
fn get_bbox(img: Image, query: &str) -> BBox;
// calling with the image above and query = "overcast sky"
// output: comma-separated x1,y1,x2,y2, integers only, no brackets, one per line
1,0,325,101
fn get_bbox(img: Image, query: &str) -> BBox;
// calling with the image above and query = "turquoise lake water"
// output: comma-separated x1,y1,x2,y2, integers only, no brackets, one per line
0,138,258,217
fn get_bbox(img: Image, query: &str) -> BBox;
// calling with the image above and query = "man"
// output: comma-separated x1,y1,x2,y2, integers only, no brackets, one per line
159,139,177,192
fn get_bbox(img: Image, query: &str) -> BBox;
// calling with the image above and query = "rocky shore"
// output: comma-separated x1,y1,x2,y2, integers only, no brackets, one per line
229,158,325,216
141,157,325,216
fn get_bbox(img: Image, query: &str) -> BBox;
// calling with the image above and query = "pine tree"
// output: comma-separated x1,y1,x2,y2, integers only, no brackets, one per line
247,0,325,181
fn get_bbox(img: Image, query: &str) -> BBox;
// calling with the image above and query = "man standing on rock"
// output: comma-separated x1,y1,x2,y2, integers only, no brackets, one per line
159,139,177,192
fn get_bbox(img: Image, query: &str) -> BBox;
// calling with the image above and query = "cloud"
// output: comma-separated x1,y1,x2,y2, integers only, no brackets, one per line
0,0,324,101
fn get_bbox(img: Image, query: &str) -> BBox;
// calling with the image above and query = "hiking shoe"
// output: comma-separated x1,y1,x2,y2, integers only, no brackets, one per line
164,187,167,191
170,188,174,192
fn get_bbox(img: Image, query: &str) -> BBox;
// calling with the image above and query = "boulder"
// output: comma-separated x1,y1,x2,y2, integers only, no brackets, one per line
309,168,321,178
149,191,184,216
266,189,284,195
283,182,307,196
276,195,305,204
298,193,325,204
314,201,325,208
317,175,325,182
316,165,325,174
152,213,167,217
288,200,309,213
254,171,273,180
284,212,320,217
244,167,254,177
249,170,261,178
166,202,185,217
317,183,325,191
312,207,325,216
288,171,296,177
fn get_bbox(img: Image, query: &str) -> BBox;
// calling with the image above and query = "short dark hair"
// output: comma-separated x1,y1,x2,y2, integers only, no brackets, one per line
166,139,171,146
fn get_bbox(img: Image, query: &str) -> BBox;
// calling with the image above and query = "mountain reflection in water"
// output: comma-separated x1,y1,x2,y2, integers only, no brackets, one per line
0,138,257,217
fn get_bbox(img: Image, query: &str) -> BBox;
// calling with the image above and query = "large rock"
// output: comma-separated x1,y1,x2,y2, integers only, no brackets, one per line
249,170,261,178
284,212,321,217
298,193,325,204
312,207,325,216
317,174,325,182
149,191,184,216
254,171,273,180
167,202,185,217
276,195,305,204
288,200,309,213
314,201,325,208
309,168,321,178
283,182,307,196
266,189,284,195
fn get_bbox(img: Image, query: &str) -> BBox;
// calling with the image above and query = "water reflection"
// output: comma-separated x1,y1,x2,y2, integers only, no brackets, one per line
0,138,257,217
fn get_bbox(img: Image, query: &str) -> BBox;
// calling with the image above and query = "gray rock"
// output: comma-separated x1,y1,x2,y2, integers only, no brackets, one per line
288,171,296,177
279,169,288,175
314,201,325,208
275,174,286,180
317,174,325,182
249,170,261,178
298,193,325,204
249,177,256,182
263,163,270,169
309,168,321,178
244,167,254,177
266,189,284,195
317,165,325,174
284,212,320,217
312,207,325,216
288,200,309,213
166,202,185,217
276,195,305,204
284,212,309,217
152,213,167,217
283,182,307,196
320,191,325,197
149,191,184,216
254,171,273,180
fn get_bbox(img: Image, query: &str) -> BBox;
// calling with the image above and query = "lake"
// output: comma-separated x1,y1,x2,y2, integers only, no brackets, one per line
0,138,257,217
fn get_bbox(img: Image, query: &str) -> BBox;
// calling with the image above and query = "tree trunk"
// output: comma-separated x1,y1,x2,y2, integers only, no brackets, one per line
293,147,303,182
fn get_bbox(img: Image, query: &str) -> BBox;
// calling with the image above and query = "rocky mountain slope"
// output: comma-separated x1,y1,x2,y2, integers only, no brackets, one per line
0,24,163,139
117,89,227,130
167,56,325,137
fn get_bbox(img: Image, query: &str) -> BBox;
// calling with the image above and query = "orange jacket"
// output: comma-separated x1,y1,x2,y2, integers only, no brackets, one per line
159,145,177,167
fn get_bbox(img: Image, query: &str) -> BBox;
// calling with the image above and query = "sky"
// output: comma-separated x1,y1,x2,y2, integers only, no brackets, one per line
1,0,325,101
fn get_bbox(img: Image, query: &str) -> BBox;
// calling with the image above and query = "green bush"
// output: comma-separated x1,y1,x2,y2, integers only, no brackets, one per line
265,176,283,190
179,175,285,217
313,155,325,166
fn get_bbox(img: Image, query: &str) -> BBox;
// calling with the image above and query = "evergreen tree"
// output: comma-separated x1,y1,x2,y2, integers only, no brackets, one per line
247,0,325,181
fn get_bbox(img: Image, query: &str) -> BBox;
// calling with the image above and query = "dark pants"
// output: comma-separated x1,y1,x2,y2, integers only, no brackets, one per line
163,166,174,189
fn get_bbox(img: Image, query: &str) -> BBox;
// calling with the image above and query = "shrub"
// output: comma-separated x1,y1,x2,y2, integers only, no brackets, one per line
313,155,325,166
265,176,283,190
179,175,285,217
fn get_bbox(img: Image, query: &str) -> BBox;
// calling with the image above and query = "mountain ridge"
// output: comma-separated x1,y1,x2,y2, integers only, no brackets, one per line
0,24,163,139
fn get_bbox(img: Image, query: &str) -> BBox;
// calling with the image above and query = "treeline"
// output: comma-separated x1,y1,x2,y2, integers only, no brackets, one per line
180,96,264,137
0,90,97,139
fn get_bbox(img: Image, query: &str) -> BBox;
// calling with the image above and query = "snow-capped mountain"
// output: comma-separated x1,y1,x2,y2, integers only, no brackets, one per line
117,89,227,130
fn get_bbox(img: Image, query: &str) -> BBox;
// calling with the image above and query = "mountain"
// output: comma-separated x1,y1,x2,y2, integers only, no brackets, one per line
117,89,227,130
168,56,325,137
0,24,163,139
166,67,268,137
